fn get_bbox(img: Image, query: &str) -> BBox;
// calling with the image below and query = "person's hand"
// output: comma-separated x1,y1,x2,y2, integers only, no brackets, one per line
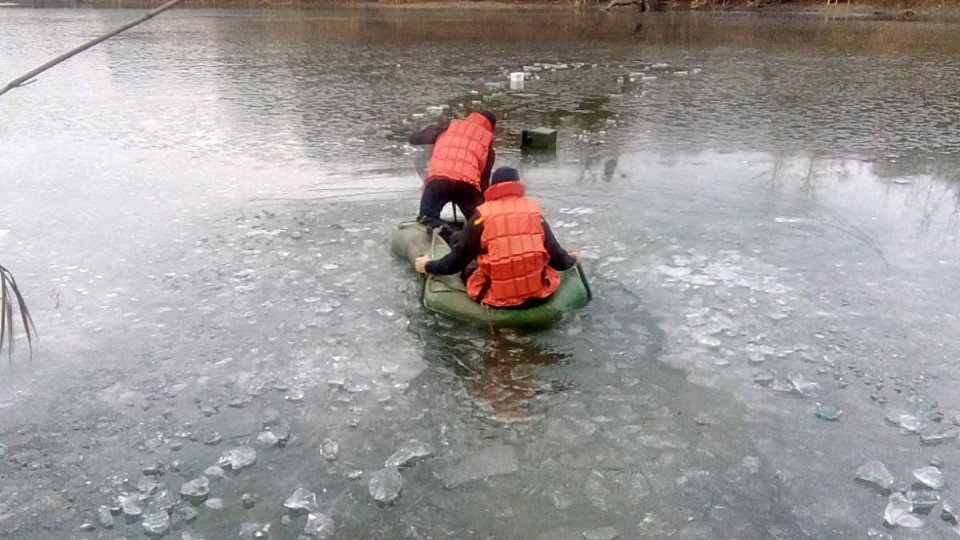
570,250,583,264
415,256,431,274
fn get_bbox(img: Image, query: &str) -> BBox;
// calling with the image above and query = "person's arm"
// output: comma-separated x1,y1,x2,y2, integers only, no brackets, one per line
480,148,495,192
542,219,578,271
409,122,450,145
419,219,483,275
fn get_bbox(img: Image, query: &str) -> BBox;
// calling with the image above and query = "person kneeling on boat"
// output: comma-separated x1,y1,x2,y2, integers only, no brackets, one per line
414,167,581,308
409,111,497,235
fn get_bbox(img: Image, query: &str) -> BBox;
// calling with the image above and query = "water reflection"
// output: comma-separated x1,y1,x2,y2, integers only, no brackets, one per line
418,323,571,424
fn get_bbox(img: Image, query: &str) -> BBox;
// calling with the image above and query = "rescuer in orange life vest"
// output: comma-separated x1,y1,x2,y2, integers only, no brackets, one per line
415,167,582,308
409,110,497,232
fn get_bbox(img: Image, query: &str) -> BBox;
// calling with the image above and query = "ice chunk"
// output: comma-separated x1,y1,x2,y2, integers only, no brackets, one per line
119,493,142,521
815,403,842,421
321,439,339,461
98,505,114,529
256,431,280,447
906,487,940,514
147,489,180,514
204,498,223,510
920,426,959,446
179,477,210,503
440,444,519,488
855,460,894,491
895,514,924,528
942,495,959,525
884,493,912,525
369,467,402,504
284,487,318,514
218,446,257,470
238,523,271,540
583,527,620,540
914,466,946,490
304,513,335,538
385,440,435,468
142,511,170,537
788,373,820,397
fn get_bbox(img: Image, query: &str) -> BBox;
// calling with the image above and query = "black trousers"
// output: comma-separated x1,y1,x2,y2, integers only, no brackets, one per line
418,178,483,229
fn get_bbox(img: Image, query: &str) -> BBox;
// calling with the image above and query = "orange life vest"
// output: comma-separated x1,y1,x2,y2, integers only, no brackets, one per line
466,181,561,307
425,113,494,190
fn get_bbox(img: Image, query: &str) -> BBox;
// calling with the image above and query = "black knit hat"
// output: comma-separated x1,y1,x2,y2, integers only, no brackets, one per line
479,110,497,129
491,166,520,185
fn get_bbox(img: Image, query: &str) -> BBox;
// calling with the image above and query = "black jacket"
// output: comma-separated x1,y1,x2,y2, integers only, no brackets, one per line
410,121,496,191
426,216,577,276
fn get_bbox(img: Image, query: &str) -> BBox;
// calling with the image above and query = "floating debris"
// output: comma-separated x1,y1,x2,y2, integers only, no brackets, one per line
284,487,318,514
242,493,256,509
218,446,257,470
384,440,434,468
369,467,402,505
142,511,170,537
815,403,842,421
179,477,210,504
914,466,946,490
855,460,895,492
304,512,335,539
79,523,95,532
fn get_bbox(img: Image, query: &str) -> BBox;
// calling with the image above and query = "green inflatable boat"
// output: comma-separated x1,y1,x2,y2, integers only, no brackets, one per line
390,221,591,329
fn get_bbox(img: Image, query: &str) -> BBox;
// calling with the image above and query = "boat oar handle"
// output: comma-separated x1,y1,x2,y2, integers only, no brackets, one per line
576,263,592,302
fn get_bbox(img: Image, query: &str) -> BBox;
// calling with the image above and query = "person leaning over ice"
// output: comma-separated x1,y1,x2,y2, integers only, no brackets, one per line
415,167,581,308
409,110,497,234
